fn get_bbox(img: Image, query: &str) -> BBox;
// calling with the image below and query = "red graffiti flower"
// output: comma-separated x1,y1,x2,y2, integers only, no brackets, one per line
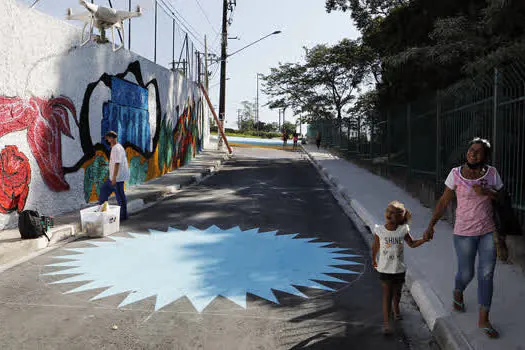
0,146,31,214
0,96,77,192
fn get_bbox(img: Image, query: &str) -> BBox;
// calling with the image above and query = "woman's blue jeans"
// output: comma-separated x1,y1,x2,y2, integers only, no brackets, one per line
454,232,497,311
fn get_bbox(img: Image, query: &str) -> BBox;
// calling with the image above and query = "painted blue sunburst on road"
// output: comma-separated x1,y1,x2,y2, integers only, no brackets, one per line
44,226,362,312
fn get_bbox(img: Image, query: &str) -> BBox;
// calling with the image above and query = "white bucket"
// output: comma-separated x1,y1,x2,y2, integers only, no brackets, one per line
80,205,120,238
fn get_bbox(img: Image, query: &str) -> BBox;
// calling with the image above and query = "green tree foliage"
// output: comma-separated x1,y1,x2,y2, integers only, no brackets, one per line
263,39,369,123
281,122,297,136
238,100,256,131
327,0,525,105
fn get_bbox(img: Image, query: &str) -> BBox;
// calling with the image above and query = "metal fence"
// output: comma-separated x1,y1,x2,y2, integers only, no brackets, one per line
308,62,525,224
23,0,219,80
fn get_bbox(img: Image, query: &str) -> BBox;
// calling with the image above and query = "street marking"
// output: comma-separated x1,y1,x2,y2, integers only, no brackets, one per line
42,226,363,313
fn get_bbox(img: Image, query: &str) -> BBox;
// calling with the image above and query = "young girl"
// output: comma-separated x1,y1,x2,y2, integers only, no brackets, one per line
372,201,428,335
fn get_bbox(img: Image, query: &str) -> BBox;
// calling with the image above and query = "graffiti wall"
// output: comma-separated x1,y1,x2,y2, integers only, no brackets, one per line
0,0,209,229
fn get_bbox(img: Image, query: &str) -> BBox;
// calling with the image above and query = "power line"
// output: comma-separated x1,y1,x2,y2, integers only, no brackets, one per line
156,0,210,54
160,0,212,53
164,0,203,41
194,0,219,35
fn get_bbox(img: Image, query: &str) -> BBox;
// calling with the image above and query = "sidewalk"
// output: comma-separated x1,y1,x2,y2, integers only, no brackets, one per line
0,145,230,271
302,144,525,350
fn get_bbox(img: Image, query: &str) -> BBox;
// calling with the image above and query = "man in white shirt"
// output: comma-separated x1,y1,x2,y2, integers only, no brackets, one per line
98,131,130,220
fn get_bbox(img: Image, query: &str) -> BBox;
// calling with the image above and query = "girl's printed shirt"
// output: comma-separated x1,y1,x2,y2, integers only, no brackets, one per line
445,166,503,237
374,224,409,274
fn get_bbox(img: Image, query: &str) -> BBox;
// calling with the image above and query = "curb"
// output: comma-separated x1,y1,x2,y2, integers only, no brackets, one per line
0,152,229,274
301,145,472,350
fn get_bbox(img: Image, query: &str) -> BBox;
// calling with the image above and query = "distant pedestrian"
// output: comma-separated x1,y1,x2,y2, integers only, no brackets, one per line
99,131,130,221
282,130,288,148
372,201,428,335
424,138,505,339
315,131,321,150
293,133,299,151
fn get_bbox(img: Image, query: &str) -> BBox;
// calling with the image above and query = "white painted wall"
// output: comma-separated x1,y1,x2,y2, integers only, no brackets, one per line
0,0,209,230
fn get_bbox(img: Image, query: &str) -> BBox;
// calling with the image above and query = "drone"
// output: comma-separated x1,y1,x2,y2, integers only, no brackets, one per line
66,0,142,52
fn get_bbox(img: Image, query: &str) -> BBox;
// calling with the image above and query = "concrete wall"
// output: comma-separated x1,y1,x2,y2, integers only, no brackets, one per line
0,0,209,229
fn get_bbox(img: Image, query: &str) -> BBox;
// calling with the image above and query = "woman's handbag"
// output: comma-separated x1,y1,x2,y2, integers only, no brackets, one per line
493,189,522,237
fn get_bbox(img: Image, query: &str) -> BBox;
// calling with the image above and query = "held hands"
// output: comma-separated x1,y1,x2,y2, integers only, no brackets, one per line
111,179,117,186
423,226,434,241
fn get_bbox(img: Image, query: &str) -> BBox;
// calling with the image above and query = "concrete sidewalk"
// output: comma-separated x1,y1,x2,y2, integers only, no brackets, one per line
302,144,525,350
0,146,230,271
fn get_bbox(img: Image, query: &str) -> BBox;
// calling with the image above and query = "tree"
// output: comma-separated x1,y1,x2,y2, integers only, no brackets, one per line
264,39,369,125
389,0,525,77
325,0,408,33
348,90,381,144
282,122,296,136
238,100,256,131
327,0,525,105
266,122,280,132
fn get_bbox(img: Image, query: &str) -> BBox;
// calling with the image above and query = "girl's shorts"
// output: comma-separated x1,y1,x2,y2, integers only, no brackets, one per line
379,272,406,283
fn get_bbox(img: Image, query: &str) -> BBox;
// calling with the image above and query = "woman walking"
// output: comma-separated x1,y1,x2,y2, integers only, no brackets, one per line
424,138,504,338
315,131,321,150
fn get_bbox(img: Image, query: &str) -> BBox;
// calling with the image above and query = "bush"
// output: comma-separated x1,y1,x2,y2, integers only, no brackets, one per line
208,127,281,139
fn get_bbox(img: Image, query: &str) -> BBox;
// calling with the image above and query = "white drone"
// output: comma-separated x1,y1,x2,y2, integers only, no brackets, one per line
65,0,142,52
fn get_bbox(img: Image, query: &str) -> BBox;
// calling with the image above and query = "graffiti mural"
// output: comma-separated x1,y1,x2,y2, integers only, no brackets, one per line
129,156,148,186
172,101,199,169
157,117,174,173
0,146,31,214
56,61,206,202
0,60,205,215
102,77,151,152
0,96,78,192
83,153,109,203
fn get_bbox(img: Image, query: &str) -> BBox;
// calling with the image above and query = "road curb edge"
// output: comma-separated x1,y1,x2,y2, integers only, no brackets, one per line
301,145,472,350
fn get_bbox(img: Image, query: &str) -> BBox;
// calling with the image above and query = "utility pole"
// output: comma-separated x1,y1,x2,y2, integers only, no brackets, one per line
128,0,132,50
204,35,209,91
196,52,201,85
256,73,259,131
154,0,158,63
237,109,242,130
218,0,230,149
278,109,281,130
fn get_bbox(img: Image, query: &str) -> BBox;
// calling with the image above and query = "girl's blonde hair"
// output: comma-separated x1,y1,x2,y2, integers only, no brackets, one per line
388,200,412,224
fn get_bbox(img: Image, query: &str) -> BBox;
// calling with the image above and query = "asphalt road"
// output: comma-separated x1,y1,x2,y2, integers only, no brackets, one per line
0,147,428,349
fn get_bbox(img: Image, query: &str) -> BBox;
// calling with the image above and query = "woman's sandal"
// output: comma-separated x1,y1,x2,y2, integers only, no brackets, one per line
383,324,393,336
453,299,465,312
393,313,403,321
453,292,465,312
480,326,500,339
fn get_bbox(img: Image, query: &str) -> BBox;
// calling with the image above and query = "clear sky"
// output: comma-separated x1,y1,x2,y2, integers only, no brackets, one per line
21,0,359,129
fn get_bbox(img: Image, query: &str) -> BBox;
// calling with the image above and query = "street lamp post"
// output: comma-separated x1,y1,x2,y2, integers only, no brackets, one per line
217,30,281,149
227,31,282,59
256,73,264,132
256,74,259,130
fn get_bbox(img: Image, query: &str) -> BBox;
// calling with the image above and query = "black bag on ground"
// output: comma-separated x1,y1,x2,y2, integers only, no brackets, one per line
18,210,50,241
493,190,523,236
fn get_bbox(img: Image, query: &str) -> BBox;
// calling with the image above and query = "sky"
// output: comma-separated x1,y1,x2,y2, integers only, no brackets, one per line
22,0,360,129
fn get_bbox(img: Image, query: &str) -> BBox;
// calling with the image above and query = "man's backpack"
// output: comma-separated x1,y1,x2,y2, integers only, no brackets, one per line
18,210,50,241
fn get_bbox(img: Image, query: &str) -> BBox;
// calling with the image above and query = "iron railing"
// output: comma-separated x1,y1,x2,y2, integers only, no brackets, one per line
308,62,525,224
